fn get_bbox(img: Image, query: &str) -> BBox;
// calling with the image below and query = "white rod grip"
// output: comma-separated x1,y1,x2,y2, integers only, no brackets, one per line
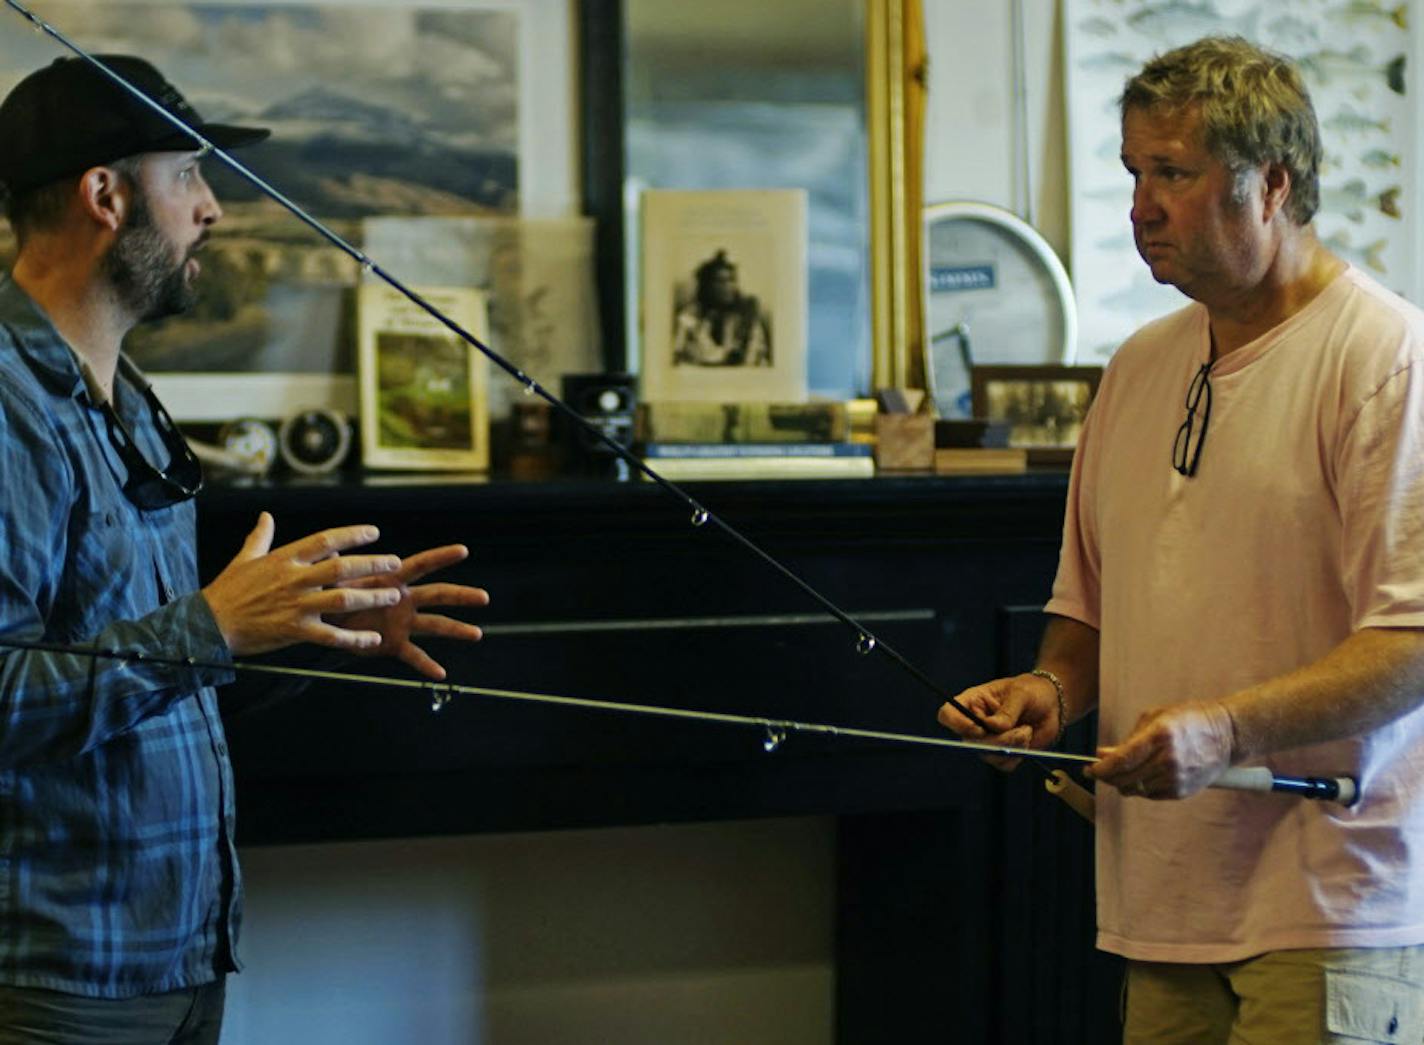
1213,766,1275,792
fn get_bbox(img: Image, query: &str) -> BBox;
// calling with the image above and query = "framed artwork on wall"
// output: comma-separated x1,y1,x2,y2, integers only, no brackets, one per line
1064,0,1415,361
0,0,575,421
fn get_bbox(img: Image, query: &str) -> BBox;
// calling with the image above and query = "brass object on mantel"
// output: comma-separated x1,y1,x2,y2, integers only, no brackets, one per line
866,0,927,393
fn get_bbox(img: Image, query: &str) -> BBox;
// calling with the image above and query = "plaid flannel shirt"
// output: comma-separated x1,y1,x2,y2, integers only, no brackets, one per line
0,274,239,997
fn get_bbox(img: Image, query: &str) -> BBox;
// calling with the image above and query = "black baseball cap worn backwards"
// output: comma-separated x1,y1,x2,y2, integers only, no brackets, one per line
0,54,269,197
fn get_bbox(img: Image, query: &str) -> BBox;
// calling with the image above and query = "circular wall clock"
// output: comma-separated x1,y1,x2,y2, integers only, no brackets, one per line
922,201,1077,418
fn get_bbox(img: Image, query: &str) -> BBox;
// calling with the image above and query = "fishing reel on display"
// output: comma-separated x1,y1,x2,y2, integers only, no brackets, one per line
277,408,354,476
192,409,354,480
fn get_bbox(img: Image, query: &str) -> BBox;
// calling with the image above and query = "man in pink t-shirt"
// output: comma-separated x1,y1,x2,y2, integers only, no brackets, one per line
942,36,1424,1043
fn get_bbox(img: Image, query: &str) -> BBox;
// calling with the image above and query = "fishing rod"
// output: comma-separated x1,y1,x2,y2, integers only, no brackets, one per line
0,640,1363,818
0,2,1364,816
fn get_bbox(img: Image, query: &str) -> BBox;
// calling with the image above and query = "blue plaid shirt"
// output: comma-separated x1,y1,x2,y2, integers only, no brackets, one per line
0,275,239,998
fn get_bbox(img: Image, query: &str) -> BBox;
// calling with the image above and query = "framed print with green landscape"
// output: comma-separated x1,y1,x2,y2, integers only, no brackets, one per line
357,284,489,471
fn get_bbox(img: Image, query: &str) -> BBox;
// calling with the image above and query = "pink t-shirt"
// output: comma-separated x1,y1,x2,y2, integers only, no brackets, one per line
1046,266,1424,962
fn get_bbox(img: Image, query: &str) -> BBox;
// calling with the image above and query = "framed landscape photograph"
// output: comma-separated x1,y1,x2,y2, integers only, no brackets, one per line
0,0,575,421
971,365,1103,449
357,284,489,471
639,189,807,404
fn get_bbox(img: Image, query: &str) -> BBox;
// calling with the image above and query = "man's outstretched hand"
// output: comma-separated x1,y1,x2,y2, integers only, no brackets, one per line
203,513,489,679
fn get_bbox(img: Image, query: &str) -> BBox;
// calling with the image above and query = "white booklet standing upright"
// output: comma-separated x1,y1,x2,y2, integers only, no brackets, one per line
356,284,490,472
640,189,808,404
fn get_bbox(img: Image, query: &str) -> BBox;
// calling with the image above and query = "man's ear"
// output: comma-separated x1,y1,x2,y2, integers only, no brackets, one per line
1261,162,1292,224
76,165,132,232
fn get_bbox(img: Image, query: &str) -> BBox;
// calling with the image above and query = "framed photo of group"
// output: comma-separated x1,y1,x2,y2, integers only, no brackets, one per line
970,364,1103,450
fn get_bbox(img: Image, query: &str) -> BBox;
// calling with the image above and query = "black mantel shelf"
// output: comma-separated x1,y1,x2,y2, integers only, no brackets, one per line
198,469,1075,844
199,469,1071,539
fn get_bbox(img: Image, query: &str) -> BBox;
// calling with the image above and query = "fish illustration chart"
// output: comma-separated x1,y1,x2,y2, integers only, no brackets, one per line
1065,0,1414,360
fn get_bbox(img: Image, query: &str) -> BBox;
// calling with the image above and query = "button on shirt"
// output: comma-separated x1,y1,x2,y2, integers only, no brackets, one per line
0,275,239,997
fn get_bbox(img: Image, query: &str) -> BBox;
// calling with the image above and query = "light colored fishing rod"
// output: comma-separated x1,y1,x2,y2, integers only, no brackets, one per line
0,640,1363,817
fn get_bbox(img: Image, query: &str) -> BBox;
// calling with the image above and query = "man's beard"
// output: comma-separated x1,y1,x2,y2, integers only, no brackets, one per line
102,191,202,322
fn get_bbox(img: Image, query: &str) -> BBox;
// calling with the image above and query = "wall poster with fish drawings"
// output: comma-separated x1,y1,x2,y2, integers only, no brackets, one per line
1065,0,1415,360
0,0,575,421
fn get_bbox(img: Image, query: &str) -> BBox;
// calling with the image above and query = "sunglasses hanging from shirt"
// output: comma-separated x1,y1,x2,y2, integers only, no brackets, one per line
3,0,1364,817
74,349,204,510
1172,360,1213,477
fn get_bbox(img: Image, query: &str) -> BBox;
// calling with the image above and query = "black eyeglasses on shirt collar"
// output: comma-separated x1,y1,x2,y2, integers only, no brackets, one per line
78,353,204,510
1172,360,1214,478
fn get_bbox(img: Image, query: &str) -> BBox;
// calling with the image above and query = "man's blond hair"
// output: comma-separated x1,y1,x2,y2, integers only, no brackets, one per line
1120,35,1322,225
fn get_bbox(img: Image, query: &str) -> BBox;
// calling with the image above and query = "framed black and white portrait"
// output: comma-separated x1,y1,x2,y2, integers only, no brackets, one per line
640,188,807,403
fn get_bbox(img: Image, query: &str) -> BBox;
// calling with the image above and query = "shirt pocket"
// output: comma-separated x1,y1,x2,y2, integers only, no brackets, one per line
61,502,157,636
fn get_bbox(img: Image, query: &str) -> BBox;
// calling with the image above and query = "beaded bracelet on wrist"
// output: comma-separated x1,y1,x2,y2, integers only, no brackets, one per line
1029,668,1068,748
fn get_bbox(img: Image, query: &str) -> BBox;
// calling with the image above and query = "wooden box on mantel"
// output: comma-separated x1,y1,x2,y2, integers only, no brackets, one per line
873,413,934,471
